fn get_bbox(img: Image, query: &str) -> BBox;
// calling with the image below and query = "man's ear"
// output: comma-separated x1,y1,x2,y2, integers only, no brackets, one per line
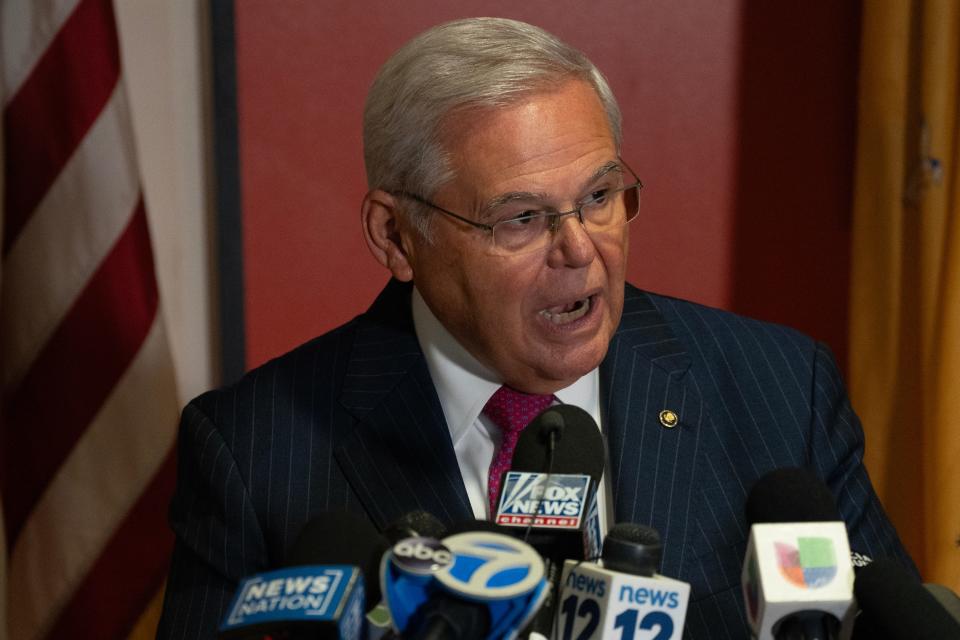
361,189,414,282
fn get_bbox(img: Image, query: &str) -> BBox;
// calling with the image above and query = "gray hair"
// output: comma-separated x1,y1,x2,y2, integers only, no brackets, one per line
362,17,622,238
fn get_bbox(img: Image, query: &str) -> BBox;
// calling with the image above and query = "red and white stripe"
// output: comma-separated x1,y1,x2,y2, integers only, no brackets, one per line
2,0,179,637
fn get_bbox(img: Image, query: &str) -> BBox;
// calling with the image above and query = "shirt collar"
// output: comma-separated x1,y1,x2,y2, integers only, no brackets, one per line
411,286,599,446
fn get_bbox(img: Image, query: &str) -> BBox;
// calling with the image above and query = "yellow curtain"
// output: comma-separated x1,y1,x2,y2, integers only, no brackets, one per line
126,584,165,639
850,0,960,589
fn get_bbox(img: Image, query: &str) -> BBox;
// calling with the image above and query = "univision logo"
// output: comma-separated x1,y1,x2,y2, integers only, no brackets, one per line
775,537,837,589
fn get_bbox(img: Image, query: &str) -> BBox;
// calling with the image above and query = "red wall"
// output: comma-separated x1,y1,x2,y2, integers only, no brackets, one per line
233,1,858,371
730,2,860,369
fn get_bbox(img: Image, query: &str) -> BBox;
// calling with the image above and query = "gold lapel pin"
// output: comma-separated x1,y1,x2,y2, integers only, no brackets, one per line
659,409,679,428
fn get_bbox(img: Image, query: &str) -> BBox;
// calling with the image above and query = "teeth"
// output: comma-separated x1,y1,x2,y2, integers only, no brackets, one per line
540,297,591,324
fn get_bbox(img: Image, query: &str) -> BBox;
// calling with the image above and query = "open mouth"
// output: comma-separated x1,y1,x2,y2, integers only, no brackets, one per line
539,295,593,325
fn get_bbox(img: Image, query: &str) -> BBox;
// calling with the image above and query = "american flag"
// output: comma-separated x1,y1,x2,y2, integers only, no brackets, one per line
2,0,179,637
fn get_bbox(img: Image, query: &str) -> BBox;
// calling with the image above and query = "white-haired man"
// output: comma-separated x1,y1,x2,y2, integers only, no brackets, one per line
159,18,914,638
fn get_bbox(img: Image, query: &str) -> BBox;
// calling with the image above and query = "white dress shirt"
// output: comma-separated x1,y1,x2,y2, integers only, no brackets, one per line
411,286,609,531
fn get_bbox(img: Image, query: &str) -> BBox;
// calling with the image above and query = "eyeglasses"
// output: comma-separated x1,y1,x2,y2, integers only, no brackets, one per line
392,159,643,256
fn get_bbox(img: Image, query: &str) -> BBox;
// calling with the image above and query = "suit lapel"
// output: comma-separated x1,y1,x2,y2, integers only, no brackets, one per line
334,280,472,530
601,285,704,577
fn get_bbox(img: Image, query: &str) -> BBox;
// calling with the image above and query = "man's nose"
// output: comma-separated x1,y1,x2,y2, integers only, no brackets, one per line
548,213,596,268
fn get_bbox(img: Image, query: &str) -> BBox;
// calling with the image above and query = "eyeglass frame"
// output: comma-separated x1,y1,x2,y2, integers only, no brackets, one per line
390,158,643,250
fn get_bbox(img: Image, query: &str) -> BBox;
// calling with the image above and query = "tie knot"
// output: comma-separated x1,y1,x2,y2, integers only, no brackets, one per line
483,386,556,436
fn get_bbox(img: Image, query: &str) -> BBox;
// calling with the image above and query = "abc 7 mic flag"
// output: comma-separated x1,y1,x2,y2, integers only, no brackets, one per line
382,531,548,639
741,521,855,639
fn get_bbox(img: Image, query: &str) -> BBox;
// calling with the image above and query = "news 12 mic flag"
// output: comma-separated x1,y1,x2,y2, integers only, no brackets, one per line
554,560,690,639
1,0,179,637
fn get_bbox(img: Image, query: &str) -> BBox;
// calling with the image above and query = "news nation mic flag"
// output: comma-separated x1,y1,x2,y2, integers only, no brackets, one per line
1,0,179,638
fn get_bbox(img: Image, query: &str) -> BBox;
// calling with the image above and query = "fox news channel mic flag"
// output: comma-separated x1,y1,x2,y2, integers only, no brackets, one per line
2,0,179,637
495,470,602,558
382,531,548,640
496,471,591,528
218,566,366,639
741,522,855,639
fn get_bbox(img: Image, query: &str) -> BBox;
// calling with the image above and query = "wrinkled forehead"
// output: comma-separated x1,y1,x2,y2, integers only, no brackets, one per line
436,81,618,196
439,78,615,148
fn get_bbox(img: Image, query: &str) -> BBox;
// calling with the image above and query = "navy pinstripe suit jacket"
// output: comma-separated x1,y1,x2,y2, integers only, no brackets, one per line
157,280,914,639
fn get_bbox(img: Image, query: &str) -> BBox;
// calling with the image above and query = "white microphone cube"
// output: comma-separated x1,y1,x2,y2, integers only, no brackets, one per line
741,522,856,639
554,560,690,639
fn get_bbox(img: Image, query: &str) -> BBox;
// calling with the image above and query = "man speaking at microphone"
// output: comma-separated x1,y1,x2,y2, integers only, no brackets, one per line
158,17,916,639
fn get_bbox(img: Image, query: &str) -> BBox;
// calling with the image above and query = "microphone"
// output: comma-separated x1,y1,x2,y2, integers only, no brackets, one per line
924,583,960,625
381,527,548,639
493,405,606,638
383,509,447,542
741,468,856,640
368,510,449,639
852,558,960,639
502,404,606,558
554,523,691,639
218,511,389,639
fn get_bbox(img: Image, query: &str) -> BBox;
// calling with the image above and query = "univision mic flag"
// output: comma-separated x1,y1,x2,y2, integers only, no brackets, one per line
774,537,837,589
742,522,855,639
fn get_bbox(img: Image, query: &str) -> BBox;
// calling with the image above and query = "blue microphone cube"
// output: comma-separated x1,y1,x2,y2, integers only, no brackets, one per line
219,565,364,639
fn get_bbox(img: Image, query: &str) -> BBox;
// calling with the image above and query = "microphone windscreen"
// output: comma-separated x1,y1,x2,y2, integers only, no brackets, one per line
601,523,662,577
511,404,604,483
745,467,840,525
282,511,389,608
383,510,447,542
853,558,960,639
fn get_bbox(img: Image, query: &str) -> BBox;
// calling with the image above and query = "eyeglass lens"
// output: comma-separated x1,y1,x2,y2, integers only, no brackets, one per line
490,184,640,255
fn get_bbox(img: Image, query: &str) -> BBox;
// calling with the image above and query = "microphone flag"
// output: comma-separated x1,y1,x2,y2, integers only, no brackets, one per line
381,531,548,640
741,521,855,639
218,565,365,639
495,471,593,529
554,560,690,639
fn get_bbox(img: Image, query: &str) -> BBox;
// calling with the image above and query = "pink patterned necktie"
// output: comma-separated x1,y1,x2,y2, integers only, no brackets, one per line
483,385,556,517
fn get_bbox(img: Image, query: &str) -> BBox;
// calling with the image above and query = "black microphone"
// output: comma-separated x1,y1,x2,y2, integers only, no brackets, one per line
504,405,605,554
493,404,606,639
218,511,389,639
742,468,856,640
509,405,604,482
745,467,841,525
852,558,960,639
382,509,447,542
283,511,391,609
602,523,663,577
